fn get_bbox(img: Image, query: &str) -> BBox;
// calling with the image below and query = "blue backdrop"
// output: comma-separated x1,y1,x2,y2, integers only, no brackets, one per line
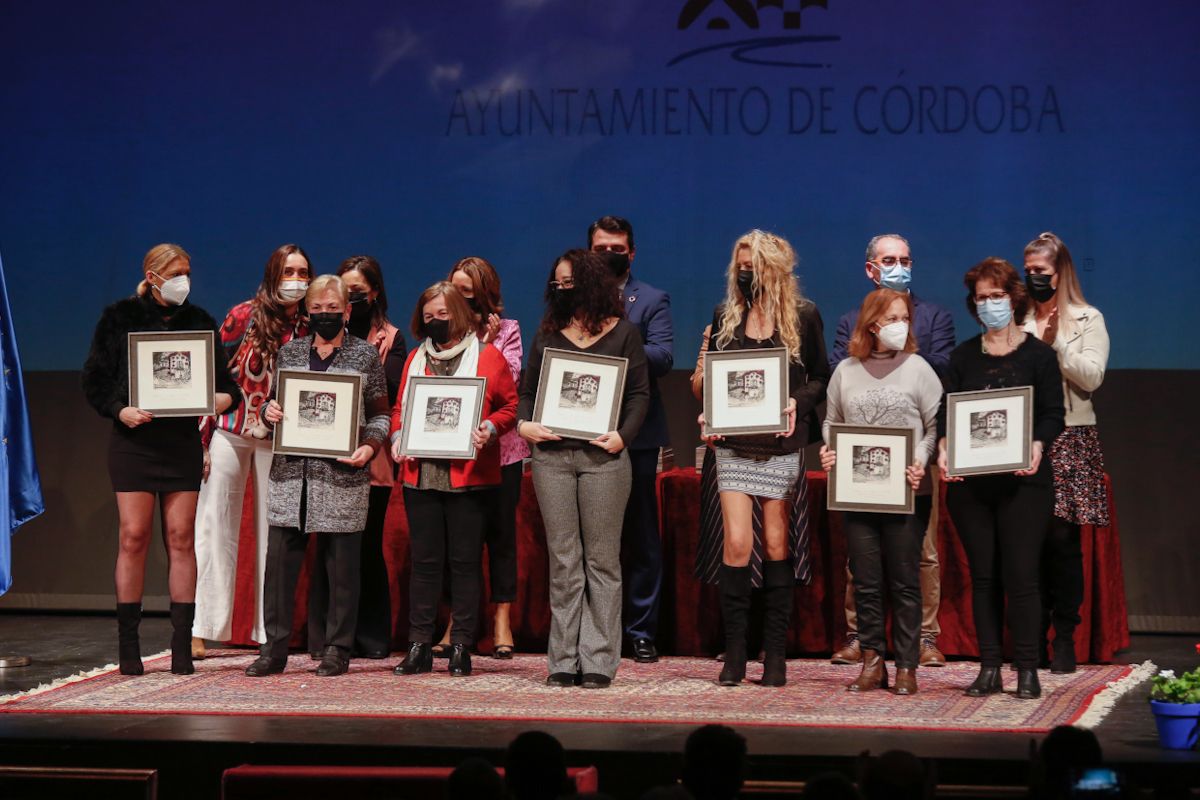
1,1,1195,370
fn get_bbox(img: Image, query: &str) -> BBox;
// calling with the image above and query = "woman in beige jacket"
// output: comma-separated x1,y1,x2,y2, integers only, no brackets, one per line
1022,232,1110,674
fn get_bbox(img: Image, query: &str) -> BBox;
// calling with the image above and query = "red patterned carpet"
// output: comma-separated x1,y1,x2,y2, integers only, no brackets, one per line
0,651,1151,734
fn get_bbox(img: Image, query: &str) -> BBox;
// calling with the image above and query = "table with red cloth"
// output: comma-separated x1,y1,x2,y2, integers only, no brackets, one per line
227,470,1129,663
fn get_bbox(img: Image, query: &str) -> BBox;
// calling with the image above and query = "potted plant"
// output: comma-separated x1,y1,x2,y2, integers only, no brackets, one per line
1149,646,1200,750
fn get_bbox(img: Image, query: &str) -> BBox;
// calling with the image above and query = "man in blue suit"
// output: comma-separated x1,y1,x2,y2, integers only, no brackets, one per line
828,233,955,669
589,215,673,663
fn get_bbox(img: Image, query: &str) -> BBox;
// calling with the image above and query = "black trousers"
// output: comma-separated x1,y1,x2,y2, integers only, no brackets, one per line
844,511,923,669
620,447,663,641
403,486,490,645
308,485,392,655
946,476,1054,670
1041,517,1083,642
485,462,523,603
261,525,362,660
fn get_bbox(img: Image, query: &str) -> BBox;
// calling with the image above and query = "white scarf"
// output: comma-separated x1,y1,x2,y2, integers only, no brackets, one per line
407,332,480,379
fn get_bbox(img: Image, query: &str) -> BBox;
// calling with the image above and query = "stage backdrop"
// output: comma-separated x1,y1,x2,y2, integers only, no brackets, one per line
0,2,1196,630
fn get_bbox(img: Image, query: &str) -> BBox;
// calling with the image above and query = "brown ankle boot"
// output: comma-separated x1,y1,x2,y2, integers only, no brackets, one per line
846,648,888,692
892,667,918,695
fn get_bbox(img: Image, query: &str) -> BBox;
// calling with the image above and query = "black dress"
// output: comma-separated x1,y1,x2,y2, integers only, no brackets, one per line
82,294,241,493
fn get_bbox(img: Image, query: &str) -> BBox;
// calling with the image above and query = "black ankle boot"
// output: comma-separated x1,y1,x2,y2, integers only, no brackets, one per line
1050,632,1077,674
170,602,196,675
965,665,1003,697
448,644,472,677
394,642,433,675
1016,668,1042,699
718,564,752,686
760,559,793,687
116,602,144,676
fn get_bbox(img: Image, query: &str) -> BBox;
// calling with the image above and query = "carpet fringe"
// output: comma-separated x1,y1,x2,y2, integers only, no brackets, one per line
1073,659,1157,729
0,649,171,705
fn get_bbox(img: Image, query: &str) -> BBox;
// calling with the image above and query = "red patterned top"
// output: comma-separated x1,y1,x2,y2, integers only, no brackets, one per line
202,299,307,445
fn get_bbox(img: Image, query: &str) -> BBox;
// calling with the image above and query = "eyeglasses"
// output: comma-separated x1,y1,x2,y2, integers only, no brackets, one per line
975,291,1009,303
873,257,913,268
591,244,629,254
549,279,575,290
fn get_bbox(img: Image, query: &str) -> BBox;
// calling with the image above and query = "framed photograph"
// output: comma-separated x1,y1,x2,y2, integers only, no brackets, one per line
532,348,628,440
127,330,216,417
702,347,790,437
945,386,1034,477
398,375,488,460
827,424,916,514
273,369,363,459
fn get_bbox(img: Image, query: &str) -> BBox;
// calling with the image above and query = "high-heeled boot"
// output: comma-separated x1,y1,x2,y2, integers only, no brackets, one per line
760,559,793,687
116,602,144,676
170,602,196,675
846,648,888,691
717,564,752,686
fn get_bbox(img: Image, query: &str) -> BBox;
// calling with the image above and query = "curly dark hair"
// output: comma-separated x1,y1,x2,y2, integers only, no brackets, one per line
539,249,624,337
963,256,1030,326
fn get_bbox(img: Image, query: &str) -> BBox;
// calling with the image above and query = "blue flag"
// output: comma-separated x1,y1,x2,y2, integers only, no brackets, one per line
0,250,44,595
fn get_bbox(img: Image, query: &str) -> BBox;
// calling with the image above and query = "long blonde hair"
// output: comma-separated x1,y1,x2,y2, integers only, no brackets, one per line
1023,232,1088,335
715,230,805,360
137,243,190,297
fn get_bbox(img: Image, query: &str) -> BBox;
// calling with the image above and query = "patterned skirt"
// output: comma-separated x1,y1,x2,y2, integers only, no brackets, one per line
714,447,801,500
1049,424,1110,526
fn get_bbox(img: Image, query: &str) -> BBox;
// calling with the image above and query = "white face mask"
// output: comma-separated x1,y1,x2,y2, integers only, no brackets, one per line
152,273,190,306
279,280,309,302
876,321,909,351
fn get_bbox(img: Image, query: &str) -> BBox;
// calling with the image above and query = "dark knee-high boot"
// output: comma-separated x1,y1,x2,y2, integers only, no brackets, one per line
761,559,793,687
116,602,144,676
170,602,196,675
718,564,752,686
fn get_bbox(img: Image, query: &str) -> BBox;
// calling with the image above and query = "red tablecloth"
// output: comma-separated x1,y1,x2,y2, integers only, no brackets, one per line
230,469,1129,662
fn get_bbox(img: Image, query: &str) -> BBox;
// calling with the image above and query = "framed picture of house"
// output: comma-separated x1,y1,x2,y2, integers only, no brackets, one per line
945,386,1034,477
826,424,916,514
398,375,488,460
532,348,628,440
127,330,216,417
702,347,790,437
273,369,363,459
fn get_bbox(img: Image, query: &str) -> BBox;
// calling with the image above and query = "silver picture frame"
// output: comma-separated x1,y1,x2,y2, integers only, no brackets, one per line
702,347,789,437
127,330,216,417
273,369,363,459
945,386,1034,477
532,348,628,441
827,423,916,514
398,375,488,460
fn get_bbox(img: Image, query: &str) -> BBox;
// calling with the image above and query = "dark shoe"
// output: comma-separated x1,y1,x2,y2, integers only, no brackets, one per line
718,564,752,686
1051,636,1077,674
831,634,862,665
893,667,919,695
1016,668,1042,700
760,559,793,688
315,646,349,677
918,637,946,667
358,649,390,660
395,642,433,675
245,655,287,677
116,602,144,676
546,672,579,687
431,642,451,659
632,637,659,663
581,673,612,689
492,645,514,660
448,644,473,677
846,648,888,692
169,602,196,675
965,666,1003,697
308,651,322,661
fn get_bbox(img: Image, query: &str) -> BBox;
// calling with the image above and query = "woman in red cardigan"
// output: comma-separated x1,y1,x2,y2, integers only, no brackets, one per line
389,282,518,677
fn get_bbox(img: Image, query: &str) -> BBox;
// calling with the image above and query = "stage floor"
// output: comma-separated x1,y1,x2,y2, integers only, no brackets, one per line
0,613,1196,798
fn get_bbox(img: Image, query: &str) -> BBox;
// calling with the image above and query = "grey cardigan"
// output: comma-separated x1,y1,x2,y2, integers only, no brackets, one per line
266,335,390,533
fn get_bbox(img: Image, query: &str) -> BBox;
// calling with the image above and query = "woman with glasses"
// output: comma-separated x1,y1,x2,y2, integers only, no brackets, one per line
819,288,941,695
517,249,650,689
937,257,1064,700
1021,233,1110,674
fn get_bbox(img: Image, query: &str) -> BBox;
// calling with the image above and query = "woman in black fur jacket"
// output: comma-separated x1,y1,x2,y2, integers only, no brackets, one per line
81,243,239,676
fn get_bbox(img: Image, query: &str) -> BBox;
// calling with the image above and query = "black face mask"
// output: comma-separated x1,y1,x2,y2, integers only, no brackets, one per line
602,250,630,279
348,293,372,337
1025,273,1056,303
425,317,452,346
309,312,345,342
736,271,755,303
551,286,576,316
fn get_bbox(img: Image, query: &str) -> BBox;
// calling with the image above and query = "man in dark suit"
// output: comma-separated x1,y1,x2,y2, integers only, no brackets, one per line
589,215,673,663
828,233,955,669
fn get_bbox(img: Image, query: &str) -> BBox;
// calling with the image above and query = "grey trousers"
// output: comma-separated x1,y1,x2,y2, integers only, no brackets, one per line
532,446,631,679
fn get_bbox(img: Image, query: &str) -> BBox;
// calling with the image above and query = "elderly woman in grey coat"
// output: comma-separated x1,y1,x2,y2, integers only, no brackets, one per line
245,274,390,678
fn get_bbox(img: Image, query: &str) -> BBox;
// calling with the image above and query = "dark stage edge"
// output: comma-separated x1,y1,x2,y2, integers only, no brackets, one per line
0,614,1197,799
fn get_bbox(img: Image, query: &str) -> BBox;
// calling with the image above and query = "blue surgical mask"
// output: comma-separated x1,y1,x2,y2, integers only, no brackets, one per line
874,262,911,292
976,298,1013,330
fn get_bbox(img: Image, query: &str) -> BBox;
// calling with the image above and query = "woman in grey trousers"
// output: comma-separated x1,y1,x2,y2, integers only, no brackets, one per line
517,250,650,689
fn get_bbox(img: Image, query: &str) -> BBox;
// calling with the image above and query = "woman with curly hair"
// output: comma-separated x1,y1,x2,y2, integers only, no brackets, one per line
516,249,650,689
